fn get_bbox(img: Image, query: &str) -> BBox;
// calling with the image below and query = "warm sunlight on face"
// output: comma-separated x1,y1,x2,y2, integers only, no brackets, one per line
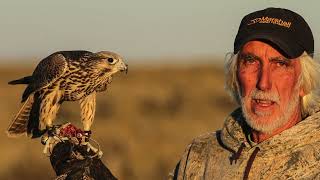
237,41,304,133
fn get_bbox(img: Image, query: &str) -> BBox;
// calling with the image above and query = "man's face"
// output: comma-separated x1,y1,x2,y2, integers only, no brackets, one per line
237,40,304,133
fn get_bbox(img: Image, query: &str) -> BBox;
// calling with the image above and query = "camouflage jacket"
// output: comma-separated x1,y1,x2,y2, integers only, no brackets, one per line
171,108,320,180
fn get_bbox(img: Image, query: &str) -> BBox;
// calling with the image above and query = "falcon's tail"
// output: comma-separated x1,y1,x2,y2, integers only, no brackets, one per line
6,94,34,137
8,76,32,85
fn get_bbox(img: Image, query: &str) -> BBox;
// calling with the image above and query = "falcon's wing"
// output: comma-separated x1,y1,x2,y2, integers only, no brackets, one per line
22,53,67,102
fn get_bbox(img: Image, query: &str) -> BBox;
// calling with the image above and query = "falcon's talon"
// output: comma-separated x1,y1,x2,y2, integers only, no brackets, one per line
84,130,91,136
42,136,56,155
47,126,59,137
83,130,92,142
41,135,49,145
40,123,103,159
81,140,89,146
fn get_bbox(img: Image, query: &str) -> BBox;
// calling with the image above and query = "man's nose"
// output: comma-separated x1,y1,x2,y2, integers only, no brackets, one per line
257,65,271,91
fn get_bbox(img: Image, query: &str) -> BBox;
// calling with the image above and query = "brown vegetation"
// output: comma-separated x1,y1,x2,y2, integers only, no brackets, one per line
0,62,237,179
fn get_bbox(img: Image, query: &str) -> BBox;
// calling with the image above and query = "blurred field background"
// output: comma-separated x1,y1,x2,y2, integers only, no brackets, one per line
0,59,238,180
0,1,316,179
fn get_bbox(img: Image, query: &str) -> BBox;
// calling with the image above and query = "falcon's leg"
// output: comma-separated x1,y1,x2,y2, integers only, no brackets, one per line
39,90,62,131
79,92,96,133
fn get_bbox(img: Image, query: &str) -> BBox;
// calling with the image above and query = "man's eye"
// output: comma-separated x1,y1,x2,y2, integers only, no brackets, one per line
273,60,289,67
241,55,257,64
276,62,287,67
273,59,289,67
245,58,255,64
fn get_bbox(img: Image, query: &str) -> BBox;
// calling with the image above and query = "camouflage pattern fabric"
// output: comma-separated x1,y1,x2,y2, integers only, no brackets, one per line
170,108,320,180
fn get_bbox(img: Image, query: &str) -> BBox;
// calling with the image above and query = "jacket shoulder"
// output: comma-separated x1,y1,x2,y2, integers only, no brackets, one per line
189,131,219,153
170,131,224,180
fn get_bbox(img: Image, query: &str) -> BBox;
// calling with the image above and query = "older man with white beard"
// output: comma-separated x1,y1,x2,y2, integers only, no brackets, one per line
171,8,320,180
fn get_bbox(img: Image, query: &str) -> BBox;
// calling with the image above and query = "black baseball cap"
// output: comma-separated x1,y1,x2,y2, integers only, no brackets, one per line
234,7,314,58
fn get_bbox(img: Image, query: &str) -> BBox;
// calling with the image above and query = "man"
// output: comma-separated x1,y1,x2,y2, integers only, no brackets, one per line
171,8,320,179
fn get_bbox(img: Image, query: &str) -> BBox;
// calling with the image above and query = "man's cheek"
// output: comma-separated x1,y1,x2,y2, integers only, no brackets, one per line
241,83,255,97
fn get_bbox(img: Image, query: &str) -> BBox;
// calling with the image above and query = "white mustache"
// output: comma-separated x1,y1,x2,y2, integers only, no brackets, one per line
250,89,280,104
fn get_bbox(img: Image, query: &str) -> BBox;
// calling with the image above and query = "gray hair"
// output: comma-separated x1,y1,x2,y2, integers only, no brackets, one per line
224,52,320,118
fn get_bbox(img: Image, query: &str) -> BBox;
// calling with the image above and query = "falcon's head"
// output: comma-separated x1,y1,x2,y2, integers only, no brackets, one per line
90,51,128,77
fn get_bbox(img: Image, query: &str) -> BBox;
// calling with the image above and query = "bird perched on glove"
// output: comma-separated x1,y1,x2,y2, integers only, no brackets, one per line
7,50,128,138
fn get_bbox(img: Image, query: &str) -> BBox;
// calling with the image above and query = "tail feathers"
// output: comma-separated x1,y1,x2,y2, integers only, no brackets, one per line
7,95,34,137
27,92,46,138
8,76,32,85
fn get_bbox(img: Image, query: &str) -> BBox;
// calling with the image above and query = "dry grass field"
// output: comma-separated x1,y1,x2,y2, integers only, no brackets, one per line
0,61,238,179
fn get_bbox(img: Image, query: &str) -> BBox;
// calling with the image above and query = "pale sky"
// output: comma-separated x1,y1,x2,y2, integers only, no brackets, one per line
0,0,319,63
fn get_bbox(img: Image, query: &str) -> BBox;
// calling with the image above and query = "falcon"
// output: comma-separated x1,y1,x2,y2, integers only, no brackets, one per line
7,50,127,138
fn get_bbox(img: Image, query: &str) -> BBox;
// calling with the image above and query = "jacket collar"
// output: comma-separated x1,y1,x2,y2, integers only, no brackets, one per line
220,107,320,152
220,108,251,152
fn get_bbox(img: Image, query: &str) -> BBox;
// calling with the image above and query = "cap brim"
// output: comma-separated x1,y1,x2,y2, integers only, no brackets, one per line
236,33,303,59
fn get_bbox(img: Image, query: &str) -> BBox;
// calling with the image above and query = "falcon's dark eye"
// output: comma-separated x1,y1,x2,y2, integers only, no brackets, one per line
107,58,114,63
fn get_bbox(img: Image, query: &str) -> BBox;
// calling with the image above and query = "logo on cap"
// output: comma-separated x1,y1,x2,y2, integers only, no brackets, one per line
247,16,292,28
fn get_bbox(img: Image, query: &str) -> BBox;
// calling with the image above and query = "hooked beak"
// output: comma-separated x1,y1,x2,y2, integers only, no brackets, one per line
120,64,128,74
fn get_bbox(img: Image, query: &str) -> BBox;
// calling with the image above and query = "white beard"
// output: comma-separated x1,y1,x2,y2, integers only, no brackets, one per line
240,82,301,134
